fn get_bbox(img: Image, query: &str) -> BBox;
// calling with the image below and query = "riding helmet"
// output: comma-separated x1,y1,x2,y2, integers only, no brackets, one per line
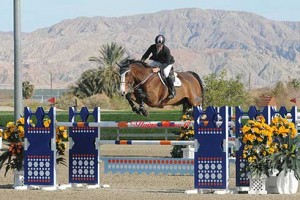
155,35,165,44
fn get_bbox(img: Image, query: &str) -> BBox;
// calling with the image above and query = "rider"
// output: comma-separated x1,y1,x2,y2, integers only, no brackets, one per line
141,35,176,99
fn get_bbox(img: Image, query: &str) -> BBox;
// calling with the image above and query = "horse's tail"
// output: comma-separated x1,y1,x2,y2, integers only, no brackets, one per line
188,71,205,106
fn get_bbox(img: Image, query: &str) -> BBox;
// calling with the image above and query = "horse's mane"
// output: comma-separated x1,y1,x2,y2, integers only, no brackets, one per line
127,59,152,69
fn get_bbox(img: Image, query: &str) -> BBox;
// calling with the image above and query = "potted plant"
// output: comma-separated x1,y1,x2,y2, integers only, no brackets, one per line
241,115,275,177
241,115,300,194
0,118,27,177
269,116,300,194
0,117,67,186
241,115,275,194
170,113,194,158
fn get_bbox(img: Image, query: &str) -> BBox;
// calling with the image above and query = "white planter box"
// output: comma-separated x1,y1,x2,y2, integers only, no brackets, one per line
14,169,24,188
248,173,268,194
182,146,194,159
266,169,279,194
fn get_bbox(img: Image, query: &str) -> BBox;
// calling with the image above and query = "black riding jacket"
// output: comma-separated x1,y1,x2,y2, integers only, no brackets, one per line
141,44,175,66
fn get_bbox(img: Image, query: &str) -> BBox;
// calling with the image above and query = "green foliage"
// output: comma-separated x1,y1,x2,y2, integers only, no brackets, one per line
89,42,126,67
170,145,184,158
272,81,287,97
170,114,194,158
22,81,34,99
287,78,300,90
203,70,250,107
73,42,126,98
272,135,300,180
72,69,102,98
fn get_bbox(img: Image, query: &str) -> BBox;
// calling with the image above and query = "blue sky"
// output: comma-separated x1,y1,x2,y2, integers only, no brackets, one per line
1,0,300,32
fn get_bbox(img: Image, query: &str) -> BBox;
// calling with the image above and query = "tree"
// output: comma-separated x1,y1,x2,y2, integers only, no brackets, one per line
203,70,250,107
22,81,34,99
73,42,126,98
89,42,126,67
287,78,300,90
72,69,102,98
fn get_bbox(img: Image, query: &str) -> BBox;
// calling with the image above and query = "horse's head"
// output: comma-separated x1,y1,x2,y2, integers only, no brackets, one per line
117,59,151,96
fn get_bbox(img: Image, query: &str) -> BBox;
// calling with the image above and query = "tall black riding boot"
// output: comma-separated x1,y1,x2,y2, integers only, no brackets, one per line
166,76,176,99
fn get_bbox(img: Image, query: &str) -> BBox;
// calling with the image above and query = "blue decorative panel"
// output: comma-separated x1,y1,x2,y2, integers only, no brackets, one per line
68,107,100,184
24,107,56,186
193,106,229,190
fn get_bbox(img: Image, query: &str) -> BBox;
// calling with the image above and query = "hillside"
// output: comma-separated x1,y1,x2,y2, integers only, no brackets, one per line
0,8,300,89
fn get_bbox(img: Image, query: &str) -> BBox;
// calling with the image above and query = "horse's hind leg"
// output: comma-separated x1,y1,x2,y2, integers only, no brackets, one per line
182,101,193,117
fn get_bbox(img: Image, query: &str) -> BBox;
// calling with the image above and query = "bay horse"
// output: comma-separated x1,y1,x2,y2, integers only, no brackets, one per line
118,59,204,117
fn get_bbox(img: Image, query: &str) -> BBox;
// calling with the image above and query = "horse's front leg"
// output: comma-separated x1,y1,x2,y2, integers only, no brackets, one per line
135,89,149,117
125,93,141,115
138,102,149,117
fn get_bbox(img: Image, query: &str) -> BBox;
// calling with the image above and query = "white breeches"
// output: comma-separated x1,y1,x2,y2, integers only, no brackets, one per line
149,61,173,77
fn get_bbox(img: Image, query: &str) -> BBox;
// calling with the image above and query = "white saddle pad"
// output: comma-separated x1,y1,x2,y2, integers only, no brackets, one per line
158,72,182,87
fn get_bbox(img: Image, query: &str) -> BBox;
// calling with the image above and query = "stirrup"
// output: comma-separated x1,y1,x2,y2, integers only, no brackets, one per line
167,90,175,99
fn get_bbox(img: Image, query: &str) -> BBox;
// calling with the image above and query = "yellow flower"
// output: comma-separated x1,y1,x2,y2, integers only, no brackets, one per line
19,131,25,138
256,136,263,143
242,133,256,143
262,150,267,156
248,156,256,163
252,127,261,134
278,126,288,137
18,117,25,125
268,147,275,154
272,117,279,124
4,131,11,140
256,116,266,123
58,126,65,131
6,121,14,128
18,125,24,133
62,131,68,139
43,120,51,128
242,125,251,133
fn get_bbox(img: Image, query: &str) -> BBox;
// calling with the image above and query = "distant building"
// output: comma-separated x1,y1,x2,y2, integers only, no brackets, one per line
258,95,277,108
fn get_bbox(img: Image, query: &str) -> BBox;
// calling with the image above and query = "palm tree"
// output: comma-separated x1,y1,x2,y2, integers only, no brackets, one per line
73,69,102,98
22,81,34,99
73,42,126,98
89,42,126,68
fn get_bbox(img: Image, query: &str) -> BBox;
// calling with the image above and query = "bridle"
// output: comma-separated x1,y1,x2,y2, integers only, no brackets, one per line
120,68,155,95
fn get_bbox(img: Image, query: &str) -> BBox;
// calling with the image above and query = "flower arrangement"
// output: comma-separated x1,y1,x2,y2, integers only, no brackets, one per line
241,115,300,179
170,113,194,158
270,116,300,180
0,117,67,176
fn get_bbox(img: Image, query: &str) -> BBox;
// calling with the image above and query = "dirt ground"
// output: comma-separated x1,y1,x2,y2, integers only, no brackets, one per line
0,145,299,200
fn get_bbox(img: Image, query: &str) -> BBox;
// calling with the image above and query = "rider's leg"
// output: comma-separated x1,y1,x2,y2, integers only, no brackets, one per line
149,61,163,68
163,65,176,99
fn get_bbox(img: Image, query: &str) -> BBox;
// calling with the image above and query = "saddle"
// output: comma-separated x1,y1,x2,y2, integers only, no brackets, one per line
158,71,181,87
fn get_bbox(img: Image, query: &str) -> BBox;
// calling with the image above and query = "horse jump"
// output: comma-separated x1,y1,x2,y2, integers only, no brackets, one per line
20,105,298,193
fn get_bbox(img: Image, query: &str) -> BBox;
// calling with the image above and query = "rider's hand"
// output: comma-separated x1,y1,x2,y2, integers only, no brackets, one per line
152,67,160,73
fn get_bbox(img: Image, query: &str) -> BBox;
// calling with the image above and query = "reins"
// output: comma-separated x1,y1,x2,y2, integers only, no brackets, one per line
133,72,154,90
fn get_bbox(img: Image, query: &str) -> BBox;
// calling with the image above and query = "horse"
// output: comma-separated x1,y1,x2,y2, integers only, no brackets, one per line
118,59,204,117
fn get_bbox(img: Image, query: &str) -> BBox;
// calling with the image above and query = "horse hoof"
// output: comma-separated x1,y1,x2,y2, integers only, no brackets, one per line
141,109,149,117
135,110,141,115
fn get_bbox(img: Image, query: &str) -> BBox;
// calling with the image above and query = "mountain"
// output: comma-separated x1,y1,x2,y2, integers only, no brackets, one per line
0,8,300,89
